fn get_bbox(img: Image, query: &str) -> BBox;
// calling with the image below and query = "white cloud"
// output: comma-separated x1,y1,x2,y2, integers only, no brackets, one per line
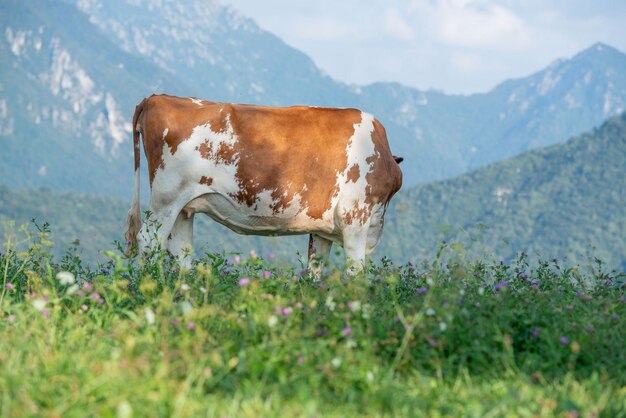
414,0,531,49
383,8,414,40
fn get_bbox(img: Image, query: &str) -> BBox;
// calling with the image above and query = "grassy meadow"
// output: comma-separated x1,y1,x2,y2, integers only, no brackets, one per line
0,222,625,417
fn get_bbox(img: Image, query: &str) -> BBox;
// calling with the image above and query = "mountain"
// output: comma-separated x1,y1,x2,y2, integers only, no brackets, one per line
1,0,626,197
379,112,626,272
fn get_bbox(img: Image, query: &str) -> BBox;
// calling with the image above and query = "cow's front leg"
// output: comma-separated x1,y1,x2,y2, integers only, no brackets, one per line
342,226,368,275
307,234,332,279
168,211,194,269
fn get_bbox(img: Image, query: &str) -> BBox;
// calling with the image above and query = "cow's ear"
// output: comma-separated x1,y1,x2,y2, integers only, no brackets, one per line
393,156,404,164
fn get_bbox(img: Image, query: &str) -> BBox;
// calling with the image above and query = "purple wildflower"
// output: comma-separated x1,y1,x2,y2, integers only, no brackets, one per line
416,287,428,296
531,326,541,338
41,309,50,319
76,290,85,297
281,307,293,316
494,280,509,291
297,356,305,365
559,336,569,345
585,326,594,333
238,277,250,286
83,282,93,292
81,304,88,312
101,268,109,275
342,326,353,337
89,292,101,301
5,282,14,291
268,253,276,261
187,321,195,331
232,255,241,264
8,314,15,322
263,271,272,279
428,338,437,347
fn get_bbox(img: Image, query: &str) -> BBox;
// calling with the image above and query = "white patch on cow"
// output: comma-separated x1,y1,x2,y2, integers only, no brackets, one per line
190,98,203,106
162,128,169,138
152,119,241,204
329,111,376,226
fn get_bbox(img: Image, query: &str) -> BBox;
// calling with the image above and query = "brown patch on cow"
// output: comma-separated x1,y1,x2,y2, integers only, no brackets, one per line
137,94,219,183
346,164,360,183
199,176,213,186
225,105,362,218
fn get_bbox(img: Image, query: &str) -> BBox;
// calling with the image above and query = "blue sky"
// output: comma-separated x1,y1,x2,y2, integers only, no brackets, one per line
224,0,626,94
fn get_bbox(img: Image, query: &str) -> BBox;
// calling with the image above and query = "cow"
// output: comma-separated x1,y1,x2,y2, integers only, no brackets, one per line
125,94,402,274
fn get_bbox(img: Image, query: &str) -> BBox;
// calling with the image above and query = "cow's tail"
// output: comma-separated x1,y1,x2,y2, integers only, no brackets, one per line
125,99,146,256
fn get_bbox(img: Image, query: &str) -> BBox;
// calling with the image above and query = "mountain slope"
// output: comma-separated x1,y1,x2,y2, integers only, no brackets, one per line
379,112,626,271
0,0,194,195
1,0,626,197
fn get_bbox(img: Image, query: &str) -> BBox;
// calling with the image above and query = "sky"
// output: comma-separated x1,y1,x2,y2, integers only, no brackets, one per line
224,0,626,94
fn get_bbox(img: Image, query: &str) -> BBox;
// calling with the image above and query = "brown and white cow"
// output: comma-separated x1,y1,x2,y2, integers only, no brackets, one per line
125,94,402,273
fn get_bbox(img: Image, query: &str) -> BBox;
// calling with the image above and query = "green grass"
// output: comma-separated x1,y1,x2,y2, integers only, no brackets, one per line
0,224,625,417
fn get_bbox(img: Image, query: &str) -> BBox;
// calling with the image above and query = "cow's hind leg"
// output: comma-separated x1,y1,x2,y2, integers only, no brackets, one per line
168,211,195,269
137,207,180,258
307,234,332,279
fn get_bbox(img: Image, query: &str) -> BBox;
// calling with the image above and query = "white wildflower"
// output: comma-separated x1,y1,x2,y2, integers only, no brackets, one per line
32,299,47,311
268,315,278,328
349,300,361,312
180,301,193,316
117,400,133,418
426,308,435,316
426,278,434,286
199,287,207,294
367,371,375,382
180,283,190,292
144,307,155,325
56,271,75,285
439,322,448,332
478,287,485,295
66,284,79,295
325,295,336,311
331,357,342,368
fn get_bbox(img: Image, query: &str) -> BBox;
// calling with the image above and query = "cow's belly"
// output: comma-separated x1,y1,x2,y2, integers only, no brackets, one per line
184,193,335,237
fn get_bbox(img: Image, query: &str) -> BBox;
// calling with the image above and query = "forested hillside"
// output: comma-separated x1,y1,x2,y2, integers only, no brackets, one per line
381,112,626,271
